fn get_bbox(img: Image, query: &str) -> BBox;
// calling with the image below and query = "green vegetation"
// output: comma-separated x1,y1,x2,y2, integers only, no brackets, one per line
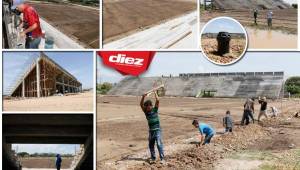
285,76,300,97
97,82,113,94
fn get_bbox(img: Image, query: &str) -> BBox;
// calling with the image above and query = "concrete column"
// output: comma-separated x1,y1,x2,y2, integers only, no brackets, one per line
36,58,41,98
62,77,65,94
22,80,25,98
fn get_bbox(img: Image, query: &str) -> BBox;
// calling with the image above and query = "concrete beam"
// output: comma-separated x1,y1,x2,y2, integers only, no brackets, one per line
22,80,25,98
4,136,87,144
3,114,93,144
36,57,41,97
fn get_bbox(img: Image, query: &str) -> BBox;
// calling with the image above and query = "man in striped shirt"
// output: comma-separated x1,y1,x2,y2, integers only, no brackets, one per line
140,91,165,164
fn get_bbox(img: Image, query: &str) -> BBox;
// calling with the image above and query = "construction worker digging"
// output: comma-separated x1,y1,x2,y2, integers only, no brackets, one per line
140,90,165,164
192,120,215,146
241,98,255,125
11,0,43,49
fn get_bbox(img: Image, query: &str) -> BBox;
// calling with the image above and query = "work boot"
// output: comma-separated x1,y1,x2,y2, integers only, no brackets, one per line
149,159,156,164
160,159,166,165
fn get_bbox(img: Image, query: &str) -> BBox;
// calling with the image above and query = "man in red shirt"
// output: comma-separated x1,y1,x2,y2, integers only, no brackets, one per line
11,0,43,49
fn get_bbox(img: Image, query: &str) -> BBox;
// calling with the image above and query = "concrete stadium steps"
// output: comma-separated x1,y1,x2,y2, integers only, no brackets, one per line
213,0,290,10
108,73,284,98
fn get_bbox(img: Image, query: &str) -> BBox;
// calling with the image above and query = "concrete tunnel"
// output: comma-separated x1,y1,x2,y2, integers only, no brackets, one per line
2,114,93,170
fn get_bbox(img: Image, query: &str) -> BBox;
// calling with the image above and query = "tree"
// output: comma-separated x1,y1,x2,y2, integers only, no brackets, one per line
17,152,29,157
285,77,300,96
97,82,113,94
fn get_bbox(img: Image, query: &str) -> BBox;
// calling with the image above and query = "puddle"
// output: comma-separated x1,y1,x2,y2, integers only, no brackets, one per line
200,23,297,49
246,27,297,49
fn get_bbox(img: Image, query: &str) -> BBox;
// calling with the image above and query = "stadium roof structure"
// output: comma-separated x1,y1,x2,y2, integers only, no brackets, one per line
9,52,82,98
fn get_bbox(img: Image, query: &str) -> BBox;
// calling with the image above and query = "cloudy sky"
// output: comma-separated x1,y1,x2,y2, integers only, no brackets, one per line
12,144,79,154
3,51,94,95
202,17,245,34
98,52,300,83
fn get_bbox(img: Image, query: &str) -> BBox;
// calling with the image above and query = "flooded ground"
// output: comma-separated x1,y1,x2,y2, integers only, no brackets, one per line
201,23,297,49
246,27,297,49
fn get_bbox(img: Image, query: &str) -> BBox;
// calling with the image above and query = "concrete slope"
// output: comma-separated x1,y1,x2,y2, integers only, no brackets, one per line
213,0,291,10
104,11,198,49
108,72,284,98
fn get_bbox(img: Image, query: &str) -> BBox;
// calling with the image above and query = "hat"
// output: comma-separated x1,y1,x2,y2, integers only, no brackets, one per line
11,0,24,10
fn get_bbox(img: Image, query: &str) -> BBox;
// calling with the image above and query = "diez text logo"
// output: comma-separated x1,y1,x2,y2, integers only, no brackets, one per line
98,51,156,76
108,54,144,67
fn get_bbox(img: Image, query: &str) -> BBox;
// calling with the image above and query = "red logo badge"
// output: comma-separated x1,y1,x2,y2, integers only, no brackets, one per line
98,51,155,76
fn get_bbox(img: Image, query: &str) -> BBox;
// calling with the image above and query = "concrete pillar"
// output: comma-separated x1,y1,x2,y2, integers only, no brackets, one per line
36,58,41,98
62,77,65,94
22,80,25,98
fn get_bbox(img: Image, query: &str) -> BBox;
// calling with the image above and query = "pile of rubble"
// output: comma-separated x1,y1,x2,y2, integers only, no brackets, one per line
133,124,268,170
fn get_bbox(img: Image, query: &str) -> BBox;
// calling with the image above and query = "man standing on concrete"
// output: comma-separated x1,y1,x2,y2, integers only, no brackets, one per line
267,11,273,28
253,9,258,25
11,0,43,49
241,98,255,125
258,96,268,121
55,154,62,170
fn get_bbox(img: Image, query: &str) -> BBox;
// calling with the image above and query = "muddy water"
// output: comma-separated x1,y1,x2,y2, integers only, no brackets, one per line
200,23,297,49
246,27,297,49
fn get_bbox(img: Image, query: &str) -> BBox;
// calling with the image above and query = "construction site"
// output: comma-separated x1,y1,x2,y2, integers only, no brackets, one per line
103,0,198,49
98,72,300,169
2,0,99,49
2,114,94,170
200,0,298,49
3,52,93,112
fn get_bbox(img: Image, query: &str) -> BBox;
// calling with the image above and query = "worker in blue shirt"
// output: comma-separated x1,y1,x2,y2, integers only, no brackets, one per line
192,119,215,145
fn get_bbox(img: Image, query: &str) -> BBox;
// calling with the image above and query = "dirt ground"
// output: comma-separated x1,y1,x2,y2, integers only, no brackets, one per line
20,157,72,169
201,9,297,34
3,91,93,112
201,38,246,64
29,1,99,48
97,95,300,169
103,0,197,43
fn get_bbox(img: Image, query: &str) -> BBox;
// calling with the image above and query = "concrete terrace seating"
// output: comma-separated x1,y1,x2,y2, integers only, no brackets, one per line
213,0,290,10
108,72,284,98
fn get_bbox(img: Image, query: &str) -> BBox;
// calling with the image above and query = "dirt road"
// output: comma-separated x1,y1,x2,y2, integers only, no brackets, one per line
201,38,246,64
29,1,99,48
97,95,300,169
21,157,72,169
3,91,93,112
103,0,197,43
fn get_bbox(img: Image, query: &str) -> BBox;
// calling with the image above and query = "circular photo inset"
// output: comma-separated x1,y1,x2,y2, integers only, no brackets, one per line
200,17,248,65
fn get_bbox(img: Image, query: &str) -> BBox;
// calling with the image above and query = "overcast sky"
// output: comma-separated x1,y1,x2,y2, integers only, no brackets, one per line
98,52,300,83
3,52,94,95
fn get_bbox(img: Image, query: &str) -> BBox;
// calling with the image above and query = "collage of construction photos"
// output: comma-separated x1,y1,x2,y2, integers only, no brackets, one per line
1,0,300,170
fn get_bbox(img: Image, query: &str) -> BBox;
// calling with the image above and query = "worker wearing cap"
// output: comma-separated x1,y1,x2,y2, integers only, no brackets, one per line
11,0,43,49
